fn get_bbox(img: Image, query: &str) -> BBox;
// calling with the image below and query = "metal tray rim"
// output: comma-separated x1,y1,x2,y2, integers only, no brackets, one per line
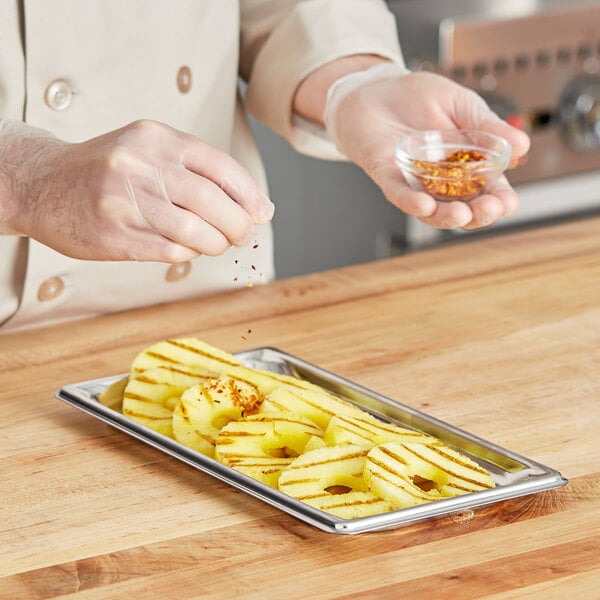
55,346,568,535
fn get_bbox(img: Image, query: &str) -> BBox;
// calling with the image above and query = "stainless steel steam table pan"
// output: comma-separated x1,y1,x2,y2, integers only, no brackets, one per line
56,346,567,535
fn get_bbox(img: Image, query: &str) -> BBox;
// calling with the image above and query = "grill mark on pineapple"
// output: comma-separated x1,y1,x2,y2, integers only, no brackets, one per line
261,372,314,391
367,450,434,500
179,402,190,419
334,416,430,443
227,369,316,394
340,415,402,437
443,482,479,493
233,466,287,476
229,458,291,466
135,363,215,379
429,445,493,477
122,392,167,404
122,409,171,422
370,472,432,501
263,415,322,436
224,433,262,444
320,497,385,509
167,339,240,366
220,451,275,460
333,417,373,442
378,445,409,467
175,400,220,445
443,483,474,494
281,389,338,417
285,450,367,471
403,444,494,488
280,477,321,486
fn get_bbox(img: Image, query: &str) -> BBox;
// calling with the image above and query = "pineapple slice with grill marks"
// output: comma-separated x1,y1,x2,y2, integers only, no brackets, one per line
278,445,391,519
365,441,495,510
172,376,263,457
324,412,439,449
364,443,443,509
259,385,365,430
402,442,496,496
122,367,214,437
220,364,330,397
130,337,242,378
215,413,323,488
99,375,129,412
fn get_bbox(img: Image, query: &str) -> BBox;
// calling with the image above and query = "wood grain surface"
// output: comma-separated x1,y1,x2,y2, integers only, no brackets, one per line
1,217,599,599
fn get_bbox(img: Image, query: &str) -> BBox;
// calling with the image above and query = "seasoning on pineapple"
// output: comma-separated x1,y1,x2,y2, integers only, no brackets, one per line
415,148,488,200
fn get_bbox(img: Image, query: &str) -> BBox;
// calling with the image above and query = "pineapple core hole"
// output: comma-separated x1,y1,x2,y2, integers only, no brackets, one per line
412,475,437,492
266,446,299,458
211,410,241,431
324,485,353,495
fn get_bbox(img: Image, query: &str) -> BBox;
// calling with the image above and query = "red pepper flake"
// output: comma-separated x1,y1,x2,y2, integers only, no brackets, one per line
414,148,488,200
233,276,238,282
247,329,252,334
234,260,238,264
253,244,259,249
251,265,256,270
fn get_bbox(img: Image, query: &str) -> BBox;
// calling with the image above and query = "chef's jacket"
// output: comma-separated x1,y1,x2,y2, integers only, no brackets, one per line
0,0,402,332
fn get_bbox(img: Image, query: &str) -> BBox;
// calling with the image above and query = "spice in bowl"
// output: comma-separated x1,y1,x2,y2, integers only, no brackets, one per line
395,130,511,202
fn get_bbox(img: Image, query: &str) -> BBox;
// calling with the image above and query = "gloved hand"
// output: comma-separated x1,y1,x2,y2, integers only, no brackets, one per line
324,64,531,230
0,119,275,262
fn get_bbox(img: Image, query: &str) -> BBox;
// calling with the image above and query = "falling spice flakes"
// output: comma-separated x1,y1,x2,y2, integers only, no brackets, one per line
233,240,262,287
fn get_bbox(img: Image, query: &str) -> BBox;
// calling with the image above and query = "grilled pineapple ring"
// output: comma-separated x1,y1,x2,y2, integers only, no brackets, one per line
259,385,365,429
365,442,495,510
172,376,263,458
130,337,243,378
278,445,391,519
324,412,439,449
122,367,213,437
215,414,324,488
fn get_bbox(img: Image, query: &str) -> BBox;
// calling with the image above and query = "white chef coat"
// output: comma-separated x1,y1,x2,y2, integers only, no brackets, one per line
0,0,402,332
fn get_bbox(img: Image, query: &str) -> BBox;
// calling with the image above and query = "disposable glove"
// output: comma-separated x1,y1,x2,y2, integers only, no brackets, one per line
0,119,275,262
324,63,531,230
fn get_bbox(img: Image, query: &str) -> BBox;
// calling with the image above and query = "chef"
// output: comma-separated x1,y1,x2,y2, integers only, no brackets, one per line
0,0,530,333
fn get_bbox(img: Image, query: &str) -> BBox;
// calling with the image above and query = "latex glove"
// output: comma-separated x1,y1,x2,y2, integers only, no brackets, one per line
0,119,275,262
324,64,531,230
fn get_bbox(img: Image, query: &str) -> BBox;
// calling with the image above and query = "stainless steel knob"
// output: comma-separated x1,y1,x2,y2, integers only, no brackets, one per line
559,74,600,151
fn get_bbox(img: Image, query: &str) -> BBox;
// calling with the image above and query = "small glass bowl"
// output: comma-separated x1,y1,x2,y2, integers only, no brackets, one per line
395,130,511,202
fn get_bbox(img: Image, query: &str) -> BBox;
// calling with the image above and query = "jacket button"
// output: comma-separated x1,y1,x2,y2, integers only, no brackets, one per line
37,276,65,301
165,261,191,282
177,66,192,93
45,79,73,111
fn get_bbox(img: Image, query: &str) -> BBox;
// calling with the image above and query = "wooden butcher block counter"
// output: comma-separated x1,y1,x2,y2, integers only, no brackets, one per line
1,216,599,599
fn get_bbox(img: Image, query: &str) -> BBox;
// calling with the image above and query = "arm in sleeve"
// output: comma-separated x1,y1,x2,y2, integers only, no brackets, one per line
240,0,404,159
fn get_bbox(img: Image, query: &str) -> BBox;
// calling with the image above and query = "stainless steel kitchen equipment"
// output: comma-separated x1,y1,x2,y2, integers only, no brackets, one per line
250,0,600,275
388,0,600,248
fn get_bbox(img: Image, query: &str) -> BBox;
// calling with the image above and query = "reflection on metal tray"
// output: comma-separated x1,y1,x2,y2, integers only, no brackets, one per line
55,346,567,535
